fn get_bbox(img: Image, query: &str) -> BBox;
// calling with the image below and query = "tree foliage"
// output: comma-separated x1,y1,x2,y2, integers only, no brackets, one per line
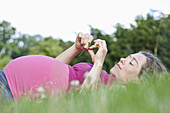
0,10,169,71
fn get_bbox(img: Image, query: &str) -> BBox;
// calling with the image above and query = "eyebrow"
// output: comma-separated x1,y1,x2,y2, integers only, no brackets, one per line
129,55,138,65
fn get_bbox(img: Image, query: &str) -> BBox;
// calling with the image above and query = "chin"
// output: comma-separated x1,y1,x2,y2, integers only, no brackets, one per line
110,65,117,72
110,66,121,79
110,67,114,74
110,66,117,76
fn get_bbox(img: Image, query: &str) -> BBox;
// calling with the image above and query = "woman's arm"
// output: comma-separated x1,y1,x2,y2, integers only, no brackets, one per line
81,39,108,89
55,44,80,64
56,32,93,64
81,62,103,89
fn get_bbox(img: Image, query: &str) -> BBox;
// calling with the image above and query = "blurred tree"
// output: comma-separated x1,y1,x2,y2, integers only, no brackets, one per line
158,15,170,69
0,20,16,56
29,37,64,58
0,10,169,72
10,34,43,58
0,54,11,70
129,14,160,53
88,10,170,72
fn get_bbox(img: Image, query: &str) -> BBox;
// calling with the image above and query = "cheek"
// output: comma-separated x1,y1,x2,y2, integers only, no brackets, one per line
123,67,140,78
125,67,134,74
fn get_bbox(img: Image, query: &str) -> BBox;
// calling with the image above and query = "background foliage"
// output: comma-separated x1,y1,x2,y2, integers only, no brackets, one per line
0,10,170,72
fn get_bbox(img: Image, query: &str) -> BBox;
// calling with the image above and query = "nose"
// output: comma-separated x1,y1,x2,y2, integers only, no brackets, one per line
120,58,126,65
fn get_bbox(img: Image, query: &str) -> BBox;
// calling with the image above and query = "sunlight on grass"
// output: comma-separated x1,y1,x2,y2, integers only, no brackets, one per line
1,73,170,113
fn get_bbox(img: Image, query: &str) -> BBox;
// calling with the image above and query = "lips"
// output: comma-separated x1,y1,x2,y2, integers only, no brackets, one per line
117,63,121,70
111,73,116,79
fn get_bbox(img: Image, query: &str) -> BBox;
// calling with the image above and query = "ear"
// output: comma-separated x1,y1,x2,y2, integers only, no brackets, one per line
88,50,95,64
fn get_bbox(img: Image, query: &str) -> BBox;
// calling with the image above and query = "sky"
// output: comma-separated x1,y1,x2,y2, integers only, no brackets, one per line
0,0,170,42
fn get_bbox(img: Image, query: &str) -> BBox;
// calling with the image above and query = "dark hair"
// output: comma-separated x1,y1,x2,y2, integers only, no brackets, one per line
138,51,167,76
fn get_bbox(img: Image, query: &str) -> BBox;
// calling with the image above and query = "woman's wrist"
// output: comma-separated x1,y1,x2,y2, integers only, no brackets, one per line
72,44,82,53
93,61,103,69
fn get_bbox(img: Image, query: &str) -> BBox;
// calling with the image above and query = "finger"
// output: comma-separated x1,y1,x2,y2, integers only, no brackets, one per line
80,34,85,45
89,44,98,49
88,45,95,49
84,34,90,48
84,35,92,48
97,41,102,48
88,49,95,57
101,40,107,49
77,32,82,39
94,39,106,48
76,33,81,47
81,34,88,43
89,35,93,43
76,32,82,46
94,39,103,48
82,34,91,49
88,50,95,63
99,41,108,53
89,40,102,49
93,39,103,43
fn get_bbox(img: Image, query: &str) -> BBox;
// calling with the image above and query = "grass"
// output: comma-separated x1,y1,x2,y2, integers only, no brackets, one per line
1,72,170,113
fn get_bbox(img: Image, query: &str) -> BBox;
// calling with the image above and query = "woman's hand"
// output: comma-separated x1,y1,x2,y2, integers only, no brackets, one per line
56,32,93,64
75,32,93,52
82,39,108,89
88,39,108,65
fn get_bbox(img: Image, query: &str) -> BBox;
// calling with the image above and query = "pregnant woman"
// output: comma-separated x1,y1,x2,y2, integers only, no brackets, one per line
0,32,166,101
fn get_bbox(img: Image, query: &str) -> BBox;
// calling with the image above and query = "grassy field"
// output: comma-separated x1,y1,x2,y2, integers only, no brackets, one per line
1,72,170,113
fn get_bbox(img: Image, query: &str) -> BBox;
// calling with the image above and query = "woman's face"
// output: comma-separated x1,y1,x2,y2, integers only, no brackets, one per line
110,53,147,82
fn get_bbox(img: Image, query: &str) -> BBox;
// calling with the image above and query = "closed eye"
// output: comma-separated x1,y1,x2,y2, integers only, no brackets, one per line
129,62,134,65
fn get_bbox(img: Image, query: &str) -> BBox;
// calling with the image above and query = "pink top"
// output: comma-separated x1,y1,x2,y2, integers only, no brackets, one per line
4,55,113,101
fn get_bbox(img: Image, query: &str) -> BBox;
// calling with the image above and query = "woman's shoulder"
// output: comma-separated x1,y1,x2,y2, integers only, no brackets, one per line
73,62,93,66
72,62,93,70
